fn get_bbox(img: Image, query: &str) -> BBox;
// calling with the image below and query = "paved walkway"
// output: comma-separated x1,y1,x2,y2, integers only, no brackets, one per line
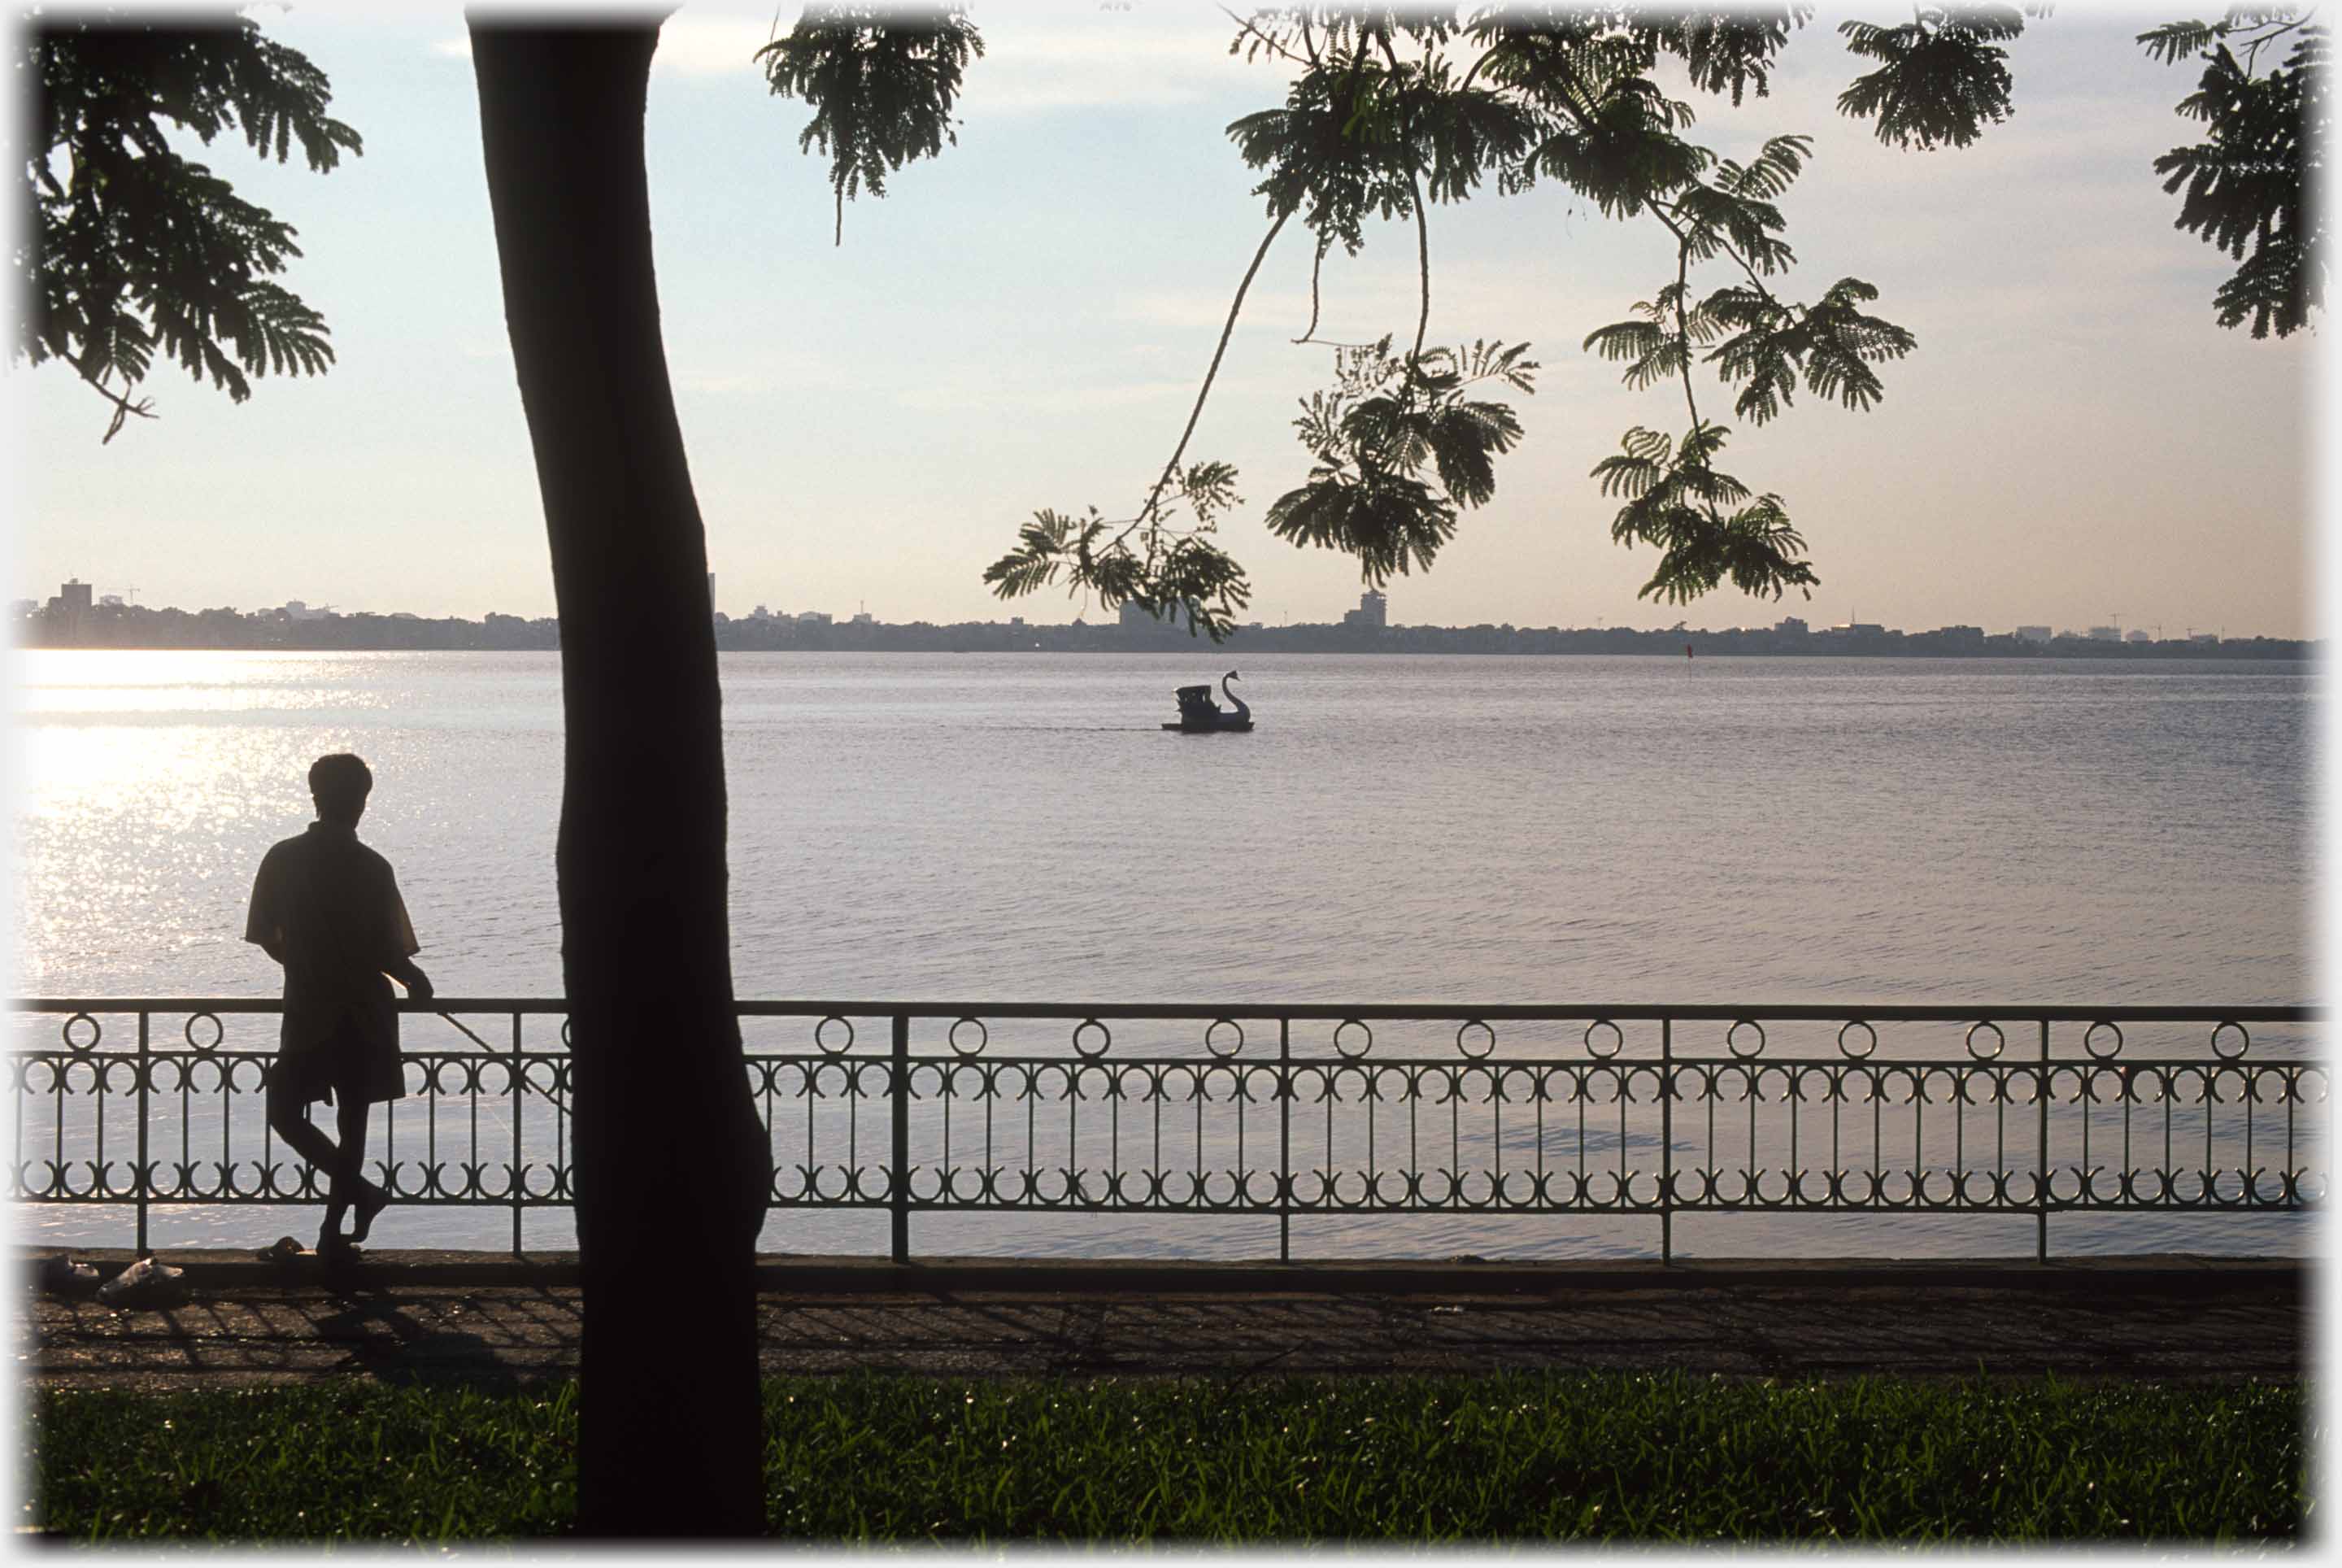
18,1253,2306,1393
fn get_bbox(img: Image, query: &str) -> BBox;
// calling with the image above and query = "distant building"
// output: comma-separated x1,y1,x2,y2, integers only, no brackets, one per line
2190,632,2220,646
1010,616,1024,628
851,610,873,625
1342,590,1388,629
750,603,773,621
2014,625,2053,643
2087,625,2121,642
796,610,832,626
1933,625,1985,643
2124,629,2153,644
50,579,93,616
1774,616,1808,635
98,595,123,608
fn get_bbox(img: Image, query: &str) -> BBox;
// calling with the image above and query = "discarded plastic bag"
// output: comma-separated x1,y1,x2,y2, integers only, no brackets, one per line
97,1256,186,1309
36,1256,100,1296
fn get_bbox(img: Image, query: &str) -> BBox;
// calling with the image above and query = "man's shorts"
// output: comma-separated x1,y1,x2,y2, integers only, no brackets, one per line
271,1017,408,1108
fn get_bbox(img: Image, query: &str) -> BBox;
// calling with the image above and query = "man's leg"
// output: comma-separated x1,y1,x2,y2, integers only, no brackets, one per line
334,1086,390,1242
264,1068,348,1249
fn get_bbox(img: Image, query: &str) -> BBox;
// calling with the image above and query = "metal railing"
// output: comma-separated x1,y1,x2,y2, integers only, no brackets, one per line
7,1000,2323,1261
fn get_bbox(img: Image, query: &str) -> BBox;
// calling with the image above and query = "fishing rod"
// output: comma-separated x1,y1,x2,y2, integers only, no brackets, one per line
432,1009,566,1104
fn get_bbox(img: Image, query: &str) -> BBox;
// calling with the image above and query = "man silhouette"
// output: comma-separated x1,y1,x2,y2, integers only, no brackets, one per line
246,753,433,1255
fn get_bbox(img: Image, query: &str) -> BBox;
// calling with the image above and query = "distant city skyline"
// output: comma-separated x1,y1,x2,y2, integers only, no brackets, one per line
11,3,2319,638
18,574,2296,643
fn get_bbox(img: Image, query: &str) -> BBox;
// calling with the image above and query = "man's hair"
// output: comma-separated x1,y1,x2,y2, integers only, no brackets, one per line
308,753,373,819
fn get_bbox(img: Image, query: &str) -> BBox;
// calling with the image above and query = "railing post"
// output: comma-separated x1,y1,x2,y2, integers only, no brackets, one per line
890,1013,910,1265
1278,1017,1291,1264
2037,1017,2050,1263
512,1012,525,1257
135,1009,150,1258
1661,1016,1673,1266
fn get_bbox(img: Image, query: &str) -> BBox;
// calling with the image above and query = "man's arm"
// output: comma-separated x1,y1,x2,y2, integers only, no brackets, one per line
244,848,288,965
385,954,433,1002
381,870,431,1001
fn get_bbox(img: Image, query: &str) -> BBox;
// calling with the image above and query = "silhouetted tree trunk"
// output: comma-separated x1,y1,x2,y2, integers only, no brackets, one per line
469,17,770,1537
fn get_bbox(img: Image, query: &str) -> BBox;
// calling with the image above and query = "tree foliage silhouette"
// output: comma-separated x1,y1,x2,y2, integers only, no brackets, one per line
770,3,2320,635
756,2,985,246
2138,8,2327,338
1836,3,2034,150
16,16,362,441
964,9,1922,625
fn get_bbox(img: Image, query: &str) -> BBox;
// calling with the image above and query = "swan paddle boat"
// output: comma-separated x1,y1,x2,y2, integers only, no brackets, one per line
1164,670,1253,733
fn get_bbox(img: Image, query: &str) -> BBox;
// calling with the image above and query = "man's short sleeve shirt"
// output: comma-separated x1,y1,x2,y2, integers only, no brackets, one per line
246,822,420,1052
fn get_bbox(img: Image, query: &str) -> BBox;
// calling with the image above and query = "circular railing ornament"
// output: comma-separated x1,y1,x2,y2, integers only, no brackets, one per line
1456,1020,1495,1061
947,1017,989,1058
559,1017,573,1048
1204,1019,1244,1060
2083,1020,2125,1061
1838,1020,1878,1061
814,1015,855,1057
1965,1021,2005,1061
1071,1018,1112,1061
1332,1018,1373,1061
62,1013,100,1054
1583,1019,1623,1061
184,1013,224,1053
2211,1020,2251,1061
1726,1019,1766,1061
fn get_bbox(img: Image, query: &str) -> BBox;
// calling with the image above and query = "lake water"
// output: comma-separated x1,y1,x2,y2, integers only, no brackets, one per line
9,650,2321,1259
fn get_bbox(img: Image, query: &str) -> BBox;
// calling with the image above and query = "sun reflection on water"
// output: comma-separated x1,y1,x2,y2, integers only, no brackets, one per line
16,647,407,714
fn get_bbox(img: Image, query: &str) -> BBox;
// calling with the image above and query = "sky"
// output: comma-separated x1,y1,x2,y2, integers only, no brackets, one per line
5,0,2327,636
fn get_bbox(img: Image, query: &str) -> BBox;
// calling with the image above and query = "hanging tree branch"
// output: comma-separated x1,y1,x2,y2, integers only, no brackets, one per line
999,15,1539,623
1132,210,1293,537
1295,236,1329,342
82,370,159,446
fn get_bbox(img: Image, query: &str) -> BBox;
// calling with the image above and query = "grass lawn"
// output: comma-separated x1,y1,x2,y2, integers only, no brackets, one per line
28,1370,2308,1542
